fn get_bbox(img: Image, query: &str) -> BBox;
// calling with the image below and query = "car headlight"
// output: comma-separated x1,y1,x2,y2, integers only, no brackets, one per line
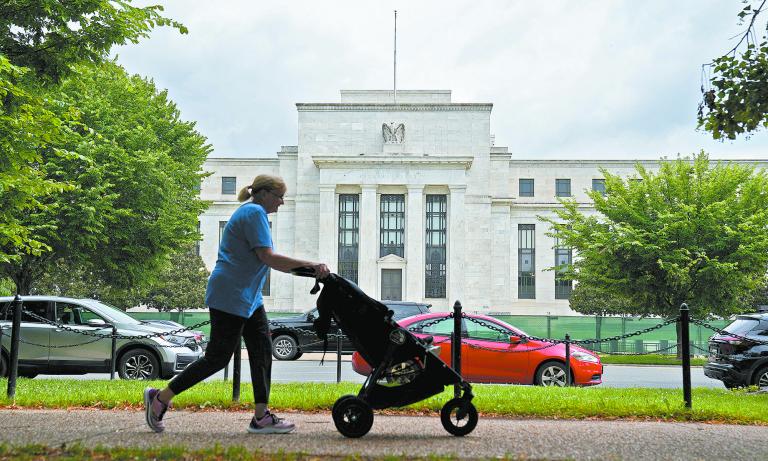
571,351,599,363
155,335,187,346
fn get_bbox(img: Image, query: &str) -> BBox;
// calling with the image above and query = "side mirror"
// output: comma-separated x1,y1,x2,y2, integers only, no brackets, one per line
86,318,109,327
509,335,523,344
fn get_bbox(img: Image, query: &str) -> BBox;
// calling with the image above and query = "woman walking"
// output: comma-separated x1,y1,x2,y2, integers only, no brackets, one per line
144,174,330,434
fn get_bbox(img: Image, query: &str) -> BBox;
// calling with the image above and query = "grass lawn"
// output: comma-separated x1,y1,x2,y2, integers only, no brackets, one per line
1,379,765,425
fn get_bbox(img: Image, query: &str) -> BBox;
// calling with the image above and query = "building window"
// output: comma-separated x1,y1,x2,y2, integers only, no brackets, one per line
425,195,447,298
338,194,359,284
592,179,606,196
519,179,534,197
554,235,572,299
221,177,236,195
555,179,571,197
380,194,405,257
218,221,227,244
518,224,535,299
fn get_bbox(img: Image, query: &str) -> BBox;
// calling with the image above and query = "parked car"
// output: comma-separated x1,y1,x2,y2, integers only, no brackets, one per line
704,312,768,389
0,296,204,380
269,301,431,360
143,319,207,350
351,312,603,386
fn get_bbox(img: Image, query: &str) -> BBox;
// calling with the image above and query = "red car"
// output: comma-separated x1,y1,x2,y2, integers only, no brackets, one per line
351,312,603,386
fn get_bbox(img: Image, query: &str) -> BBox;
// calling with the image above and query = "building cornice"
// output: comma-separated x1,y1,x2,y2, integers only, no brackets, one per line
296,103,492,112
312,155,473,169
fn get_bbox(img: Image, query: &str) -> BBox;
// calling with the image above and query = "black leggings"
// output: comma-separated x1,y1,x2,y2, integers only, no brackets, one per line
168,307,272,404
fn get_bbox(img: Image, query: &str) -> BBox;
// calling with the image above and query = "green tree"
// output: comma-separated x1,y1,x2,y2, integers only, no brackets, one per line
143,244,210,312
0,0,185,278
0,56,69,265
1,61,211,294
1,0,186,82
567,283,638,342
31,262,143,309
699,1,768,139
544,153,768,322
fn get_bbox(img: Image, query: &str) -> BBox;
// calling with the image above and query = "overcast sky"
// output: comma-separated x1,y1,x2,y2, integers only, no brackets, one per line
113,0,768,160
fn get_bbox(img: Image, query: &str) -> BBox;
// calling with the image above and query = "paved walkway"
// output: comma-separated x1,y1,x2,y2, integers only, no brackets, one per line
2,409,767,460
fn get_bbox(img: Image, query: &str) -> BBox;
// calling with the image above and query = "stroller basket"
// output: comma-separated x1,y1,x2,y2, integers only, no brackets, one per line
294,268,477,438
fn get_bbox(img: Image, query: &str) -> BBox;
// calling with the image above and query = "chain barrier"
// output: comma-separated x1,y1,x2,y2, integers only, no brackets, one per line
689,318,768,346
9,309,754,356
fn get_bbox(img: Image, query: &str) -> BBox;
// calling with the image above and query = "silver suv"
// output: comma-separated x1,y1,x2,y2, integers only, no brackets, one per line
0,296,203,380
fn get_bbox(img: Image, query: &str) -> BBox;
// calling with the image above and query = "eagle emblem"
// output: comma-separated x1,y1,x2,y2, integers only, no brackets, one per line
382,122,405,144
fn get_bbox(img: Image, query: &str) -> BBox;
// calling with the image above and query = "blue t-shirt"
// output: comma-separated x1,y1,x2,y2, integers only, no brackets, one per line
205,202,272,318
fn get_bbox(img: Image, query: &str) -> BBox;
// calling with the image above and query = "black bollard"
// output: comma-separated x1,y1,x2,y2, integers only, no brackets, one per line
233,337,242,402
680,303,692,408
564,333,571,386
7,295,22,399
110,325,117,380
452,300,462,398
336,328,342,383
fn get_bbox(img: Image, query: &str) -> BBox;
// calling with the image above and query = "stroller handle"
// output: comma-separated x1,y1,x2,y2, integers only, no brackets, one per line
290,266,317,278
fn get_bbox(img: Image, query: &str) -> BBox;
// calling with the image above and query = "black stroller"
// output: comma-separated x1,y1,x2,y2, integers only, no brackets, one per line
293,268,477,438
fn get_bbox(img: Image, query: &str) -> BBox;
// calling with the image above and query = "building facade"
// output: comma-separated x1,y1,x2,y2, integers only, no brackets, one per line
198,90,766,314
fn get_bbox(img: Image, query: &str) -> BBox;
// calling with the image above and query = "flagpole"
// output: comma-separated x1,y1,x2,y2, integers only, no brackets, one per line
393,10,397,104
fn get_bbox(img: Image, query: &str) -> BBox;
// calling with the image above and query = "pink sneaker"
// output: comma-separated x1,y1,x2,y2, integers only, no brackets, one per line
247,410,295,434
143,388,170,433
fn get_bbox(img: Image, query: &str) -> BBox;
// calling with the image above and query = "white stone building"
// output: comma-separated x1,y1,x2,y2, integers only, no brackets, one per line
198,90,767,314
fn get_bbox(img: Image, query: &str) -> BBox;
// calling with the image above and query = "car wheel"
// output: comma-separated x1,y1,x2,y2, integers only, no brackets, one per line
272,335,300,360
536,361,569,387
440,398,478,436
753,366,768,388
332,396,374,438
118,348,160,380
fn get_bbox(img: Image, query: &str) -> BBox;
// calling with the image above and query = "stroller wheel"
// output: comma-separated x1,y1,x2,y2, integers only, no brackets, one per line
440,398,478,436
332,396,374,438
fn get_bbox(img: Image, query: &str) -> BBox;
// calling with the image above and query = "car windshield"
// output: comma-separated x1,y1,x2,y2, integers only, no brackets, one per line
81,299,141,325
724,318,759,336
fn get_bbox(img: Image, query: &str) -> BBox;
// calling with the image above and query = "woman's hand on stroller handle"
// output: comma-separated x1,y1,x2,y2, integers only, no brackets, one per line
291,264,331,280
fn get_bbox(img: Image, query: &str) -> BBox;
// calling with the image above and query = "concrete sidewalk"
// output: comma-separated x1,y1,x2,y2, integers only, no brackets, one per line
1,409,766,460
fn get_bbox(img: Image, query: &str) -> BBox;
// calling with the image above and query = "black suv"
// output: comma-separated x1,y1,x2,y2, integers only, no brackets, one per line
269,301,431,360
704,312,768,389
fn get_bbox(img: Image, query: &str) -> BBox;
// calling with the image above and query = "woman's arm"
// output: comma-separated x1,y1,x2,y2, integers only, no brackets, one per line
254,247,330,278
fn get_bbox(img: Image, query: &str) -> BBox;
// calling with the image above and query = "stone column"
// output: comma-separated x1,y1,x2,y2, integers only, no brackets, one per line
448,185,466,306
358,185,378,295
406,185,424,301
318,185,336,271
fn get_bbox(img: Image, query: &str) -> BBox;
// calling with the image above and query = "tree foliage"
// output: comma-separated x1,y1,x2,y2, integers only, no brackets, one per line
0,0,185,282
33,244,209,311
0,0,186,82
699,0,768,139
544,153,768,320
143,244,210,312
1,61,211,294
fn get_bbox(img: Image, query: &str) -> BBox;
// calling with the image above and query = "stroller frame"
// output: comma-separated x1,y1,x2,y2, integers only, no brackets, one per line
295,268,478,438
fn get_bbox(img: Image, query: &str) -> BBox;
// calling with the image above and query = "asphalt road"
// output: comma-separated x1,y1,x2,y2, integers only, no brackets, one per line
37,354,727,389
1,408,766,461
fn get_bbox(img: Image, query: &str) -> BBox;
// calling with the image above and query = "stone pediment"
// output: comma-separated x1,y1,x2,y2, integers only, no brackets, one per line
378,253,405,263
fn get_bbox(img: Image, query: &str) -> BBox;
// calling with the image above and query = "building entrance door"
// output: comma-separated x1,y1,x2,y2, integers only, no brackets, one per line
381,269,402,301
